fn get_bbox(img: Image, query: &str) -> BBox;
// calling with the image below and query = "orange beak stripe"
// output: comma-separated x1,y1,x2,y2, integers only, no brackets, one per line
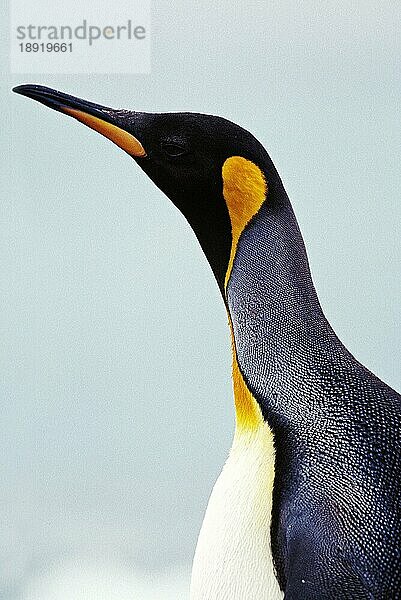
62,107,147,157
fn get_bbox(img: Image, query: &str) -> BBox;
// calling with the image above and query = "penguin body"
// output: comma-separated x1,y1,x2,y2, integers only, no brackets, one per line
13,85,401,599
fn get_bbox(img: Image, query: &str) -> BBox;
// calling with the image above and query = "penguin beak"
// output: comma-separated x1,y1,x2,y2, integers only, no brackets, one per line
12,84,147,158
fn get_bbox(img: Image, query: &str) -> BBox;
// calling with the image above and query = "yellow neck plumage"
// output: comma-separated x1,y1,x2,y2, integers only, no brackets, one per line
221,156,268,432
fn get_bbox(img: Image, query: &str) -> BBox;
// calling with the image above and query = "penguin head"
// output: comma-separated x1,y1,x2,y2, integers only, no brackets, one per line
13,85,276,292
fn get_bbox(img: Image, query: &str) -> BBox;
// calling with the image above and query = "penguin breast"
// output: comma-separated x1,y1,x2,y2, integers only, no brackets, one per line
190,425,283,600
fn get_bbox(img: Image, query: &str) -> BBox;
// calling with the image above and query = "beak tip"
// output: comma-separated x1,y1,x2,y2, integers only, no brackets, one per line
13,84,33,91
12,85,25,95
12,84,48,99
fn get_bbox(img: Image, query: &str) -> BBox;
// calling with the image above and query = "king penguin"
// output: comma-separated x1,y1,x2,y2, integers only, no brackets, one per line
13,84,401,600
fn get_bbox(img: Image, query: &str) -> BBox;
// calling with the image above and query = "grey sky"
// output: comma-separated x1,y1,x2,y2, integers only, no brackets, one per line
1,1,400,598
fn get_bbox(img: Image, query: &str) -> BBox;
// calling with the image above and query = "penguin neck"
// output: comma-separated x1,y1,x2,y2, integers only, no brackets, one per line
225,184,337,414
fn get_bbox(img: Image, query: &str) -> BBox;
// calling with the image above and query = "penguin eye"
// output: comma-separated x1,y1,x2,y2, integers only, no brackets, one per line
161,141,188,157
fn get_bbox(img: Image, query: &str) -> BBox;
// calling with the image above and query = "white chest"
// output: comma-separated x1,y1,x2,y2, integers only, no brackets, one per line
190,426,283,600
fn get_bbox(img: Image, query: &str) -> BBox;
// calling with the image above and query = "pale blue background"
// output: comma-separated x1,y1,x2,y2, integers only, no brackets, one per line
1,1,400,598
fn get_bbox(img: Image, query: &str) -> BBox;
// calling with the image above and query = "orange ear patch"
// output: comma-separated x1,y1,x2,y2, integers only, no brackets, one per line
222,156,267,290
62,107,147,157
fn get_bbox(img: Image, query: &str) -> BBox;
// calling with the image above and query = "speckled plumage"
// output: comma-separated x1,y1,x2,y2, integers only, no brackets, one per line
228,193,401,598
